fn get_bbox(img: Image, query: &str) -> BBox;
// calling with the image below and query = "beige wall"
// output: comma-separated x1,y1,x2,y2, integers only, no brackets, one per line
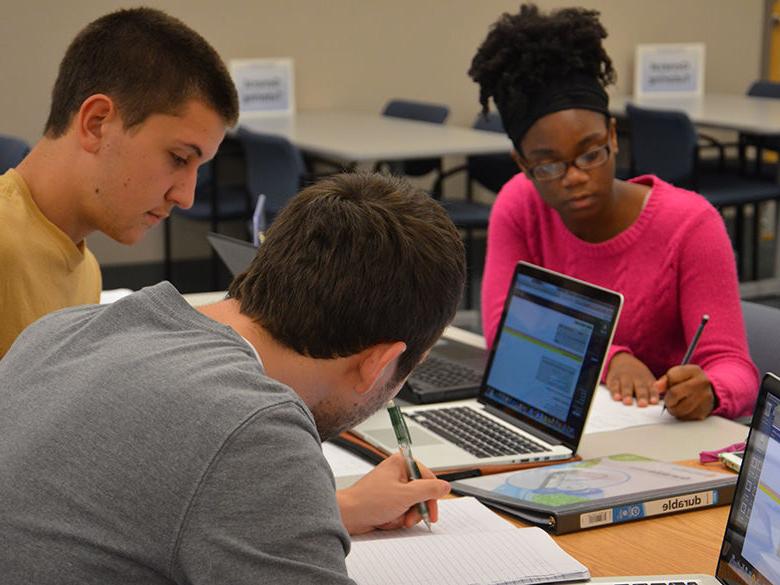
0,0,766,265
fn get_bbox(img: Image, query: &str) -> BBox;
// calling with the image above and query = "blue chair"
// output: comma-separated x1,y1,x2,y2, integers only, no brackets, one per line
741,300,780,379
432,113,515,309
626,104,780,279
164,130,305,286
433,112,517,198
739,81,780,177
236,127,306,225
0,134,30,172
375,99,450,192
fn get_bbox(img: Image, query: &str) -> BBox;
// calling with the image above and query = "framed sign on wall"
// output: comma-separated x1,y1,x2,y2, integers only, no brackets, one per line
634,44,705,98
230,58,295,117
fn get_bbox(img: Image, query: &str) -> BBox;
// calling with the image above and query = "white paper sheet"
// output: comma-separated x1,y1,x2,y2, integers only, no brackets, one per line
584,386,677,434
347,498,589,585
322,441,375,478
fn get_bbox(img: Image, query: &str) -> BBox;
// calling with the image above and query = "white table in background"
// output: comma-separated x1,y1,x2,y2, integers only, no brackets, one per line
610,93,780,134
239,110,512,165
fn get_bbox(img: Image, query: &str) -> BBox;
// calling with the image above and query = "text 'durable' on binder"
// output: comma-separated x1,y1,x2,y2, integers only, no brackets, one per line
451,454,737,534
346,497,589,585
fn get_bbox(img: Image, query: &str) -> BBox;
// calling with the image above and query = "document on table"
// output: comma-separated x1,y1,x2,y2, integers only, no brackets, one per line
99,288,134,304
347,497,589,585
322,441,374,487
584,386,676,434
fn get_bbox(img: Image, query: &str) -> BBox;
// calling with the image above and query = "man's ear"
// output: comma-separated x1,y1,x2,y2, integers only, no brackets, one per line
76,94,117,154
353,341,407,395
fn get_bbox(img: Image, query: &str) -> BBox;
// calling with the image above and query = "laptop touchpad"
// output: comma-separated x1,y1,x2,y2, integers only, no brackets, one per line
366,427,444,447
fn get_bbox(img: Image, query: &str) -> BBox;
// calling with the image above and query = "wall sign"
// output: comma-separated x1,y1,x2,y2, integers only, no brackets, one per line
634,44,705,98
230,58,295,117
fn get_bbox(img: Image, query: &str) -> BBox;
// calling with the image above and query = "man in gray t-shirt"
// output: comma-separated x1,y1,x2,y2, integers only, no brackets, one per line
0,173,465,584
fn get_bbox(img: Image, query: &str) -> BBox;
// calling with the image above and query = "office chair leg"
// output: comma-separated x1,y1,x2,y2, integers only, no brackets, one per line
464,230,474,310
752,202,762,280
735,205,745,280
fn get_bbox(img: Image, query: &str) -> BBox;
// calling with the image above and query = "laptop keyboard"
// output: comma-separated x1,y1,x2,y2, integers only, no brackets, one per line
406,406,547,458
410,356,483,388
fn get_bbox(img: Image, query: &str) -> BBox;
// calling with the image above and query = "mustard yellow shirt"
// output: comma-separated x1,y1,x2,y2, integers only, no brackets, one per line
0,169,101,357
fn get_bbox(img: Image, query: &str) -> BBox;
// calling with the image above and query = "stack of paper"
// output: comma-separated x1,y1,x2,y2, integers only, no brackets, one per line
347,497,589,585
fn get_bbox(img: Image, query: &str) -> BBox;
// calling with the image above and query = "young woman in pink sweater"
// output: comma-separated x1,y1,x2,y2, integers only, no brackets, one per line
469,4,758,420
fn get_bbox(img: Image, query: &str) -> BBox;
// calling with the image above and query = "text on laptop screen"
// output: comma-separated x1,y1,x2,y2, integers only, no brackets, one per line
717,384,780,585
483,272,617,442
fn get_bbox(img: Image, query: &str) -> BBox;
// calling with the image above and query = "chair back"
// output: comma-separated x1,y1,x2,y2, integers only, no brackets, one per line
236,128,305,221
747,80,780,99
468,112,516,194
0,134,30,173
381,99,449,177
382,99,449,125
741,301,780,378
626,103,698,187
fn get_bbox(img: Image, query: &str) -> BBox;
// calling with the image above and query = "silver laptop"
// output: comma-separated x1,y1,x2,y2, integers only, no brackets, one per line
206,232,258,277
206,229,489,403
352,261,623,470
591,372,780,585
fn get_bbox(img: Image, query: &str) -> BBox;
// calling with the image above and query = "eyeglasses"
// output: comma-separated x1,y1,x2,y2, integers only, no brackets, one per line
525,142,612,182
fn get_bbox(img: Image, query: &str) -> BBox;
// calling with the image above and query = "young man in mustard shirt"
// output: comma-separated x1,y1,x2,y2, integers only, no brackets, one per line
0,7,239,357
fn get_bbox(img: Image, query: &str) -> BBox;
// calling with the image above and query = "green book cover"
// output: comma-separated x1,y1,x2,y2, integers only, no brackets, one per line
451,454,737,534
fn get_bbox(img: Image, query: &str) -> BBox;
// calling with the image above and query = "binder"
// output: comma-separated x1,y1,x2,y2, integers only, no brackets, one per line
450,454,737,534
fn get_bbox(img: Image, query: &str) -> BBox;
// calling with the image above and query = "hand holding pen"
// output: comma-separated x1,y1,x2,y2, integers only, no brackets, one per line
657,314,716,419
387,400,433,530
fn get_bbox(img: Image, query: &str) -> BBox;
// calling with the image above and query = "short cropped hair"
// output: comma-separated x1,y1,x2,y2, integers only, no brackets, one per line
45,7,238,137
228,173,466,380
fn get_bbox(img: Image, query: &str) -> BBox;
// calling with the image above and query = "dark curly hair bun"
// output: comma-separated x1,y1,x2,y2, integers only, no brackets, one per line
469,3,616,149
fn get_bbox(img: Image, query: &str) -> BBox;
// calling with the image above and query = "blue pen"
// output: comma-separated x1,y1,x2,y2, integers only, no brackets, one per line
387,400,432,531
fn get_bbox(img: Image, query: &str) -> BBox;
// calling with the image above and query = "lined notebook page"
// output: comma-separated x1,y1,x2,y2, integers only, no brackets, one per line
347,498,589,585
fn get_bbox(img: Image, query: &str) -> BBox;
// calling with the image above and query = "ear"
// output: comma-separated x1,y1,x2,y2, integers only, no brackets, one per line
608,117,619,155
353,341,407,395
76,94,118,154
511,148,527,173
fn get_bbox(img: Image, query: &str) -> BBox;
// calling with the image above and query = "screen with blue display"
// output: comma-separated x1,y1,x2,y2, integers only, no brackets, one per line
482,264,620,446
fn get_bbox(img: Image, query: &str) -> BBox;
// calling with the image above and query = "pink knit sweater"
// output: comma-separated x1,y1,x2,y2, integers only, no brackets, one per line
481,173,759,419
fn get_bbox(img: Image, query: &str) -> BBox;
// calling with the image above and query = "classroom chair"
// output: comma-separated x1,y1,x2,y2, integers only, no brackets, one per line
739,80,780,177
164,130,305,287
432,112,517,310
0,134,30,172
741,300,780,379
375,99,450,194
626,104,780,280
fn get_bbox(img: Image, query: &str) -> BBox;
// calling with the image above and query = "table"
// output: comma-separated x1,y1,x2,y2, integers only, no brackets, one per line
181,293,736,577
610,93,780,135
239,110,512,165
531,494,729,577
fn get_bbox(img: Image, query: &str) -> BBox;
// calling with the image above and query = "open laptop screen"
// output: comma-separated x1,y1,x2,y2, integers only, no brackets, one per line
717,373,780,585
480,262,622,449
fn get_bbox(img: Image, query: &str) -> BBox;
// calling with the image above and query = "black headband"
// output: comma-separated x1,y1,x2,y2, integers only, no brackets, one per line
494,74,610,152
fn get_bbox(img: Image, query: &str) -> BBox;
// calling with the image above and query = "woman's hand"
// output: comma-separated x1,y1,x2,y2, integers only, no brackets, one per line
605,352,660,407
655,365,715,420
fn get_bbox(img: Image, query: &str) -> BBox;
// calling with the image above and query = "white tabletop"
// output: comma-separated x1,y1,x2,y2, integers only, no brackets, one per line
239,110,513,163
610,93,780,135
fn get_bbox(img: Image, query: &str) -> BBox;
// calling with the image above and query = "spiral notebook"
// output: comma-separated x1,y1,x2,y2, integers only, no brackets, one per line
346,497,589,585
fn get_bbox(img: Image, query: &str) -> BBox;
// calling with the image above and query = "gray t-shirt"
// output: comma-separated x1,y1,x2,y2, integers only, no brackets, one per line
0,282,354,584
